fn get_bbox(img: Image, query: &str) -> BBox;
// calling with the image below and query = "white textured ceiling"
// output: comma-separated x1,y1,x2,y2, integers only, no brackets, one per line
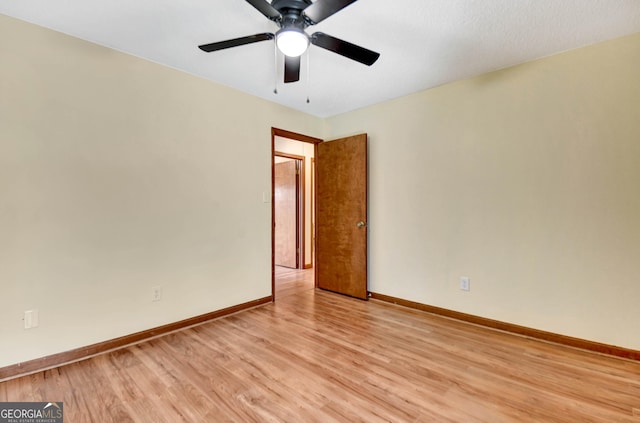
2,1,640,117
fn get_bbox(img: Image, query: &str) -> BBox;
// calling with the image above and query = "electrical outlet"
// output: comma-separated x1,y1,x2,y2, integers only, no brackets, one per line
24,310,39,329
152,286,162,302
460,277,470,291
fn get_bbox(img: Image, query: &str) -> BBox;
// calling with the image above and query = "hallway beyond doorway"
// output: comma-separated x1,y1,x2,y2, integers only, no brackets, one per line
275,266,313,299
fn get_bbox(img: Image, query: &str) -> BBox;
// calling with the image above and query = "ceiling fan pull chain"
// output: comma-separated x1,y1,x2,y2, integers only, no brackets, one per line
273,39,279,94
306,48,310,104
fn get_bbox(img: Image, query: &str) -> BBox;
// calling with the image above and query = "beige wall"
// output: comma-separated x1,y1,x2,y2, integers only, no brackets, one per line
2,12,640,369
0,14,323,368
326,32,640,350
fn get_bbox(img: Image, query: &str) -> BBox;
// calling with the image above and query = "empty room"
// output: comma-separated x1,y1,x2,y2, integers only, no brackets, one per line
1,1,640,421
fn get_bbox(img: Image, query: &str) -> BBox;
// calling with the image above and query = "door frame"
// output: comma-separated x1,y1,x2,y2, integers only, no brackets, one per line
271,128,322,300
274,152,304,269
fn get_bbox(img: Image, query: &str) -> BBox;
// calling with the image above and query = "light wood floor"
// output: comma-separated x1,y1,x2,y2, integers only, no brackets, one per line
2,268,639,422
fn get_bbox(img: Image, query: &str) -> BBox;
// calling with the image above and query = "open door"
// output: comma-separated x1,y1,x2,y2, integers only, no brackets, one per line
316,134,368,300
274,160,299,268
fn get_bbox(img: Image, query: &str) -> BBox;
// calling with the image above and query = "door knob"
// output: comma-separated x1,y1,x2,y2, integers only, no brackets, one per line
357,221,366,228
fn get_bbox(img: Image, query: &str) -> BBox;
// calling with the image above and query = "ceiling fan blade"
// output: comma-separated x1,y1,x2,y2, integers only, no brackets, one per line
245,0,282,21
198,33,274,52
303,0,358,24
311,32,380,66
284,55,301,83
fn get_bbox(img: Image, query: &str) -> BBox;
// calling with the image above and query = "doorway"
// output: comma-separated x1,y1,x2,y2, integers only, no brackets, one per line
272,129,321,300
274,154,303,269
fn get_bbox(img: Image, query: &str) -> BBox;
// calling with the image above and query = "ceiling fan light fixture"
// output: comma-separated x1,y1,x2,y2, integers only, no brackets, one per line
276,28,309,57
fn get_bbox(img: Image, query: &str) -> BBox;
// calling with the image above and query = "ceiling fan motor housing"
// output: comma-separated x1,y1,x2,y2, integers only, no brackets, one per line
271,0,312,14
271,0,314,29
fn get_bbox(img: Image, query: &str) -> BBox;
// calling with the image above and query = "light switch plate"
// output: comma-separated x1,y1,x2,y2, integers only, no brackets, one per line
24,309,39,329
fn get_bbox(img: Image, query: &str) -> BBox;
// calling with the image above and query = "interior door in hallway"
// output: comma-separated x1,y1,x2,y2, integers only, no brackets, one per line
316,134,368,300
274,160,299,268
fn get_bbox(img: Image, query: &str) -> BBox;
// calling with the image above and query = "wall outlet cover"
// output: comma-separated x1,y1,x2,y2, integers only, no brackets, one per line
152,286,162,302
460,277,470,291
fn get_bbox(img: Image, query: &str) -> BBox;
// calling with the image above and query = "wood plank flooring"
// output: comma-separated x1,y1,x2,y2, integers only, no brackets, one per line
2,267,639,422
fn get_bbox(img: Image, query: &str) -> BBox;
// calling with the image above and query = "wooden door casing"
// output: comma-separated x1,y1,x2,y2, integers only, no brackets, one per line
271,128,323,300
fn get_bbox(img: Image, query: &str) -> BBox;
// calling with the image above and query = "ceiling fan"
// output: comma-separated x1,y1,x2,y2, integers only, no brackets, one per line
198,0,380,84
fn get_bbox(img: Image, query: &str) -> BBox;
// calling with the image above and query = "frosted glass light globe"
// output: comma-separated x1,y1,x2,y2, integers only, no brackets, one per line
276,29,309,57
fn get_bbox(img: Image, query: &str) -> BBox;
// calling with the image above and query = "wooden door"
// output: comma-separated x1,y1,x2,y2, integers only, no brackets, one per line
275,160,298,268
316,134,368,299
